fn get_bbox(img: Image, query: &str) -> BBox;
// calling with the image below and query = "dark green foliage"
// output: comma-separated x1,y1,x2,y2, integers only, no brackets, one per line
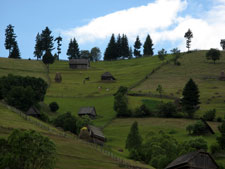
217,117,223,122
5,24,16,56
34,33,43,60
42,51,55,70
54,36,62,60
133,104,151,117
104,34,117,60
157,102,177,118
9,41,20,59
220,40,225,50
39,112,50,122
182,78,200,118
180,137,208,153
40,27,54,53
125,121,142,152
206,48,221,64
217,120,225,149
49,102,59,112
128,46,133,59
186,120,208,135
114,86,128,96
80,50,90,59
76,115,93,134
53,112,77,134
0,129,56,169
184,29,193,51
67,38,80,59
121,34,130,59
134,36,142,58
171,48,181,65
114,93,129,117
143,34,154,56
203,109,216,121
158,48,167,61
90,47,101,61
210,143,220,154
156,84,163,96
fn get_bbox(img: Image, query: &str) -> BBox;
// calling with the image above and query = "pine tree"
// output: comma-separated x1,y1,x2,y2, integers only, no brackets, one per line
128,46,133,59
143,34,154,56
67,38,80,59
184,29,193,52
40,27,54,53
182,78,200,118
5,24,16,56
116,34,122,59
133,36,142,58
104,34,117,60
54,36,62,60
34,33,43,60
9,41,20,59
125,121,142,151
121,34,130,59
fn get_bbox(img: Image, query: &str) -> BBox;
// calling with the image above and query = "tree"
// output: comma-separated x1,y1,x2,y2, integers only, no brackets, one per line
5,24,16,56
158,48,167,61
143,34,154,56
134,36,142,58
40,27,54,53
128,46,133,59
54,36,62,60
49,102,59,112
116,34,122,59
206,48,221,64
76,115,93,134
114,93,129,117
34,33,43,60
156,84,163,97
186,120,208,135
9,41,20,59
184,29,193,51
121,34,130,59
90,47,101,61
42,51,55,71
80,50,90,59
67,38,80,59
126,121,142,151
171,48,181,65
220,39,225,50
182,78,200,118
217,120,225,149
104,34,117,60
0,129,56,169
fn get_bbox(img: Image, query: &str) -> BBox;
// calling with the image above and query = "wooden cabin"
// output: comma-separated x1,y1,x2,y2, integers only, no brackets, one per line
26,106,41,118
78,107,97,118
165,150,218,169
55,72,62,83
200,118,215,134
101,72,116,81
88,125,106,145
69,59,90,69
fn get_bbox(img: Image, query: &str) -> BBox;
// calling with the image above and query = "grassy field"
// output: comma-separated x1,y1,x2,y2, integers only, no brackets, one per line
132,51,225,117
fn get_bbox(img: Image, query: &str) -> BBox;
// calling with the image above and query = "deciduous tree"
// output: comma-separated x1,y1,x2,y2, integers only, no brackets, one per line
90,47,101,61
42,51,54,71
206,48,221,64
158,48,167,61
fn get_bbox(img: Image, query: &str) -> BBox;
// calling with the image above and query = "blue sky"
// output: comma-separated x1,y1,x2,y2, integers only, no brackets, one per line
0,0,225,60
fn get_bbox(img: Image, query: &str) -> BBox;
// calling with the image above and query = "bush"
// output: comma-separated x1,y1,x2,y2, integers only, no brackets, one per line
210,143,220,154
132,104,151,117
202,109,216,121
49,102,59,112
180,137,208,153
186,120,208,135
217,117,223,122
76,115,93,134
157,102,177,118
39,112,50,122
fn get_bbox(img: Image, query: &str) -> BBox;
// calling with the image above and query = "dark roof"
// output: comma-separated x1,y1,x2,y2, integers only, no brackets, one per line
88,125,105,140
200,118,215,134
26,106,40,116
165,150,218,169
78,107,96,116
101,72,116,80
69,59,90,65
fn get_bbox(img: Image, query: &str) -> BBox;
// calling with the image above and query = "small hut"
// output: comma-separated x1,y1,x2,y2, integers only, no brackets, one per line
78,107,97,118
101,72,116,81
219,71,225,81
26,106,41,118
69,59,90,69
165,150,218,169
200,118,215,134
55,72,62,83
88,125,106,145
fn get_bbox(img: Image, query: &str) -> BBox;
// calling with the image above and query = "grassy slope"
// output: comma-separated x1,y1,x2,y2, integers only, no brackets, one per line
132,51,225,117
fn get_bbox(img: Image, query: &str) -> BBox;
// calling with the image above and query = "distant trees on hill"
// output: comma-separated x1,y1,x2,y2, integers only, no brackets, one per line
143,34,154,56
67,38,80,59
184,29,193,52
206,48,221,64
54,35,62,60
134,36,142,58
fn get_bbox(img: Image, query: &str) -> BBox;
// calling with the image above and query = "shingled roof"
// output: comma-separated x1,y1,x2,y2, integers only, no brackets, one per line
101,72,116,80
26,106,40,117
78,107,96,117
88,125,106,141
200,118,215,134
69,59,90,65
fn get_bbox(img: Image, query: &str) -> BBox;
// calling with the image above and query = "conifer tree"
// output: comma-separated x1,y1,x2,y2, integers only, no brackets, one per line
67,38,80,59
116,34,122,59
184,29,193,52
104,34,117,60
143,34,154,56
9,41,20,59
121,34,130,59
5,24,16,56
182,78,200,118
134,36,142,58
40,27,54,53
128,46,133,59
34,33,43,60
54,36,62,60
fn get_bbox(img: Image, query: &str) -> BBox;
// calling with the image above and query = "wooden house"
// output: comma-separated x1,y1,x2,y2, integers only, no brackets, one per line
101,72,116,81
26,106,41,118
78,107,97,118
165,150,218,169
88,125,106,145
69,59,90,69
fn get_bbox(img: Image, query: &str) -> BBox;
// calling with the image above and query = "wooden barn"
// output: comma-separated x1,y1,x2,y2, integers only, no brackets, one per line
165,150,218,169
78,107,97,118
101,72,116,81
88,125,106,145
69,59,90,69
26,106,41,118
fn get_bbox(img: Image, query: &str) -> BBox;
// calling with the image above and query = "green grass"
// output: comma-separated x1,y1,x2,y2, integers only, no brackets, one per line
132,51,225,118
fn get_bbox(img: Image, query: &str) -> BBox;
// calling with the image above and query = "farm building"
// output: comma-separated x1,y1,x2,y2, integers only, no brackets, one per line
200,118,215,134
26,106,41,118
165,150,218,169
101,72,116,81
78,107,97,118
88,125,106,145
69,59,90,69
55,72,62,83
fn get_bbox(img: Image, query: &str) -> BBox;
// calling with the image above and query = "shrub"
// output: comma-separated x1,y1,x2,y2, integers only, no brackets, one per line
76,115,93,134
39,112,50,122
132,104,151,117
202,109,216,121
49,102,59,112
217,117,223,122
180,137,208,153
186,120,208,135
210,143,220,154
157,102,177,118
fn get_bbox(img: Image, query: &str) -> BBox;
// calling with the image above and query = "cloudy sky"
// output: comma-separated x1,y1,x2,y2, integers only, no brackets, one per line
0,0,225,60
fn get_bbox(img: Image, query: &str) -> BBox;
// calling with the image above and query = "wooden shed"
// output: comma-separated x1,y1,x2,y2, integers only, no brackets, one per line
78,107,97,118
88,125,106,145
165,150,218,169
200,118,215,134
55,72,62,83
101,72,116,81
69,59,90,69
26,106,41,118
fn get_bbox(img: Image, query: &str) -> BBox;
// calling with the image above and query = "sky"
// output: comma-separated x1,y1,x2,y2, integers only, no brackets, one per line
0,0,225,60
